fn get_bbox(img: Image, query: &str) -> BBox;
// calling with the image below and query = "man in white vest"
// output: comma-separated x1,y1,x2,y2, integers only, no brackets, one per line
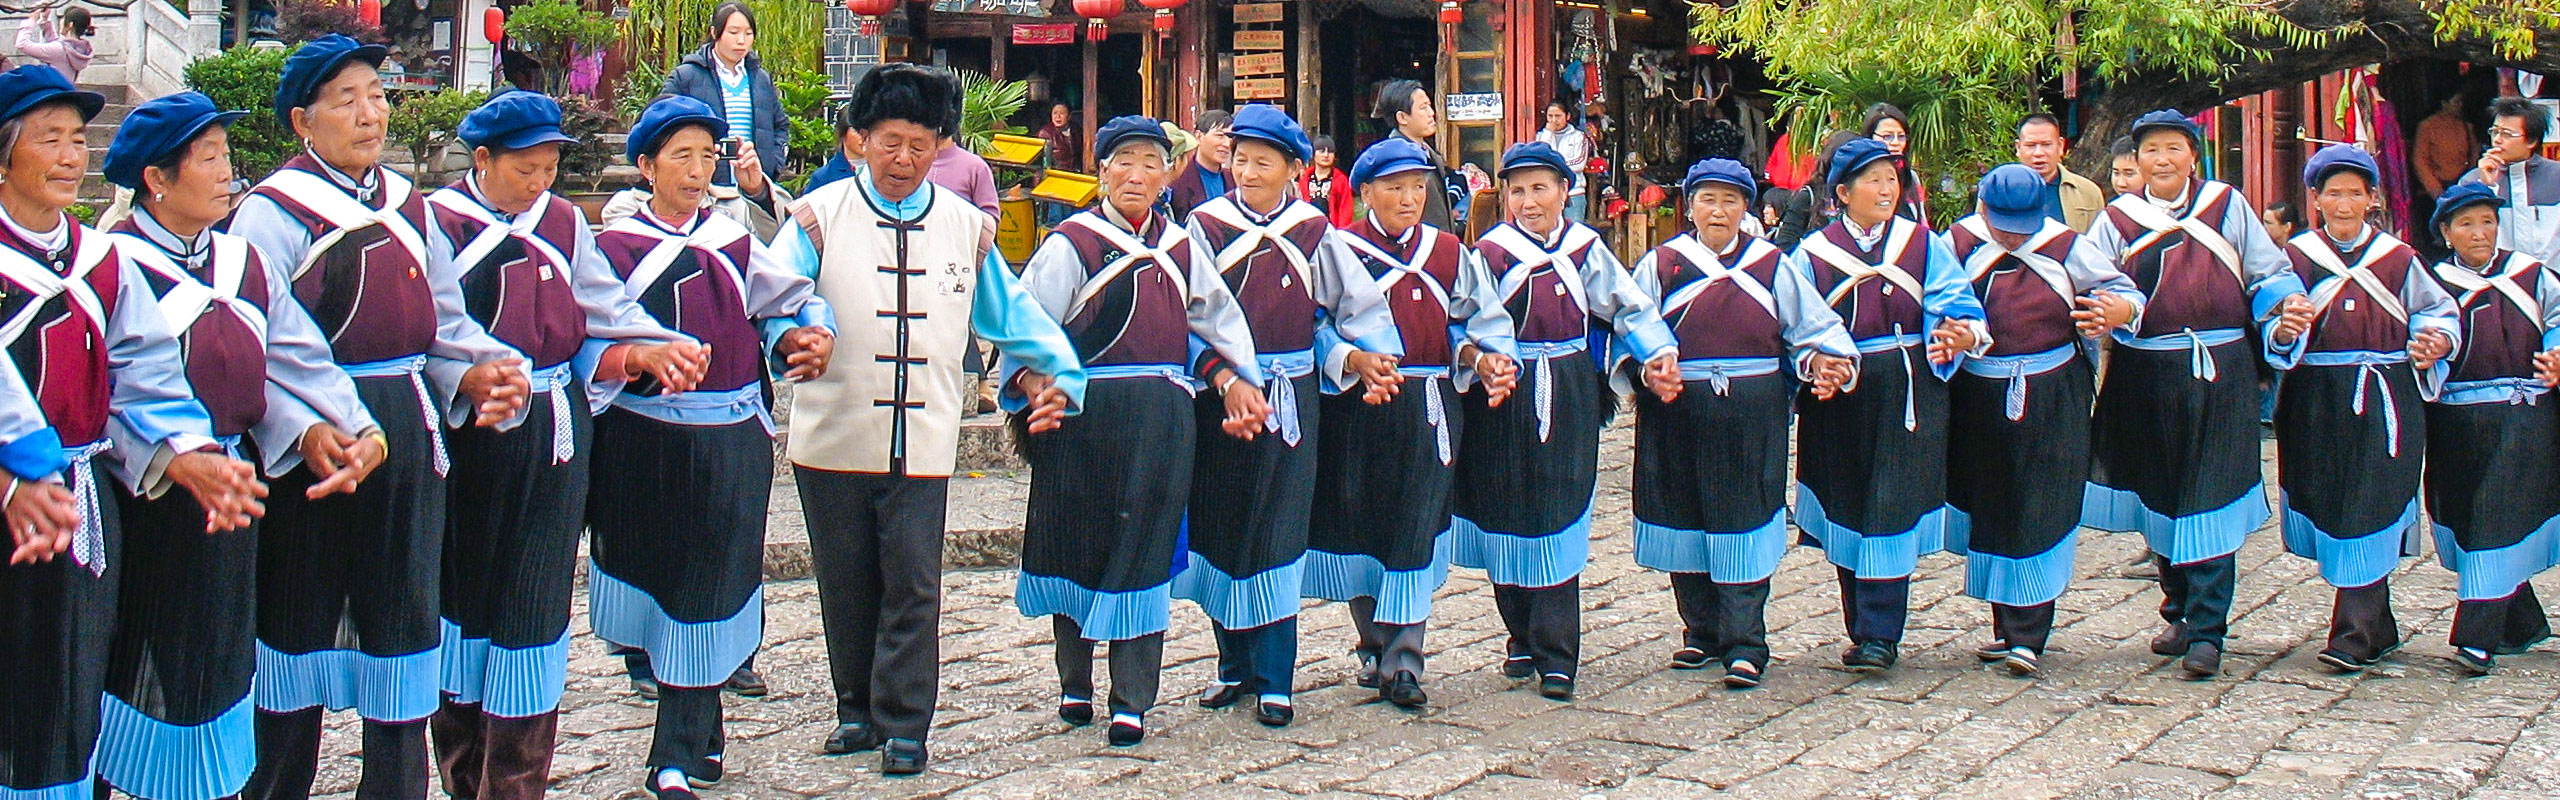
777,64,1086,776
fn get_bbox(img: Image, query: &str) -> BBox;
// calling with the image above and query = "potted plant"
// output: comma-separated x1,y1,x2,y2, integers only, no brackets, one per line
504,0,616,97
386,88,488,184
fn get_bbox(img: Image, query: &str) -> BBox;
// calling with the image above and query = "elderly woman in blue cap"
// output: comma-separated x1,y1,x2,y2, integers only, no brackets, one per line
1939,163,2141,678
0,64,268,800
2269,143,2457,675
1175,102,1396,727
420,91,709,800
2422,181,2560,676
1782,136,1987,675
1456,141,1677,700
1009,114,1256,747
1626,157,1855,690
2078,110,2308,680
226,33,527,799
586,93,831,799
1303,135,1519,710
94,88,386,800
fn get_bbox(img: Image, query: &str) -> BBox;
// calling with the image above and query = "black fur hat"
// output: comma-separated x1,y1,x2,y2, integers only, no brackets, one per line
846,64,964,139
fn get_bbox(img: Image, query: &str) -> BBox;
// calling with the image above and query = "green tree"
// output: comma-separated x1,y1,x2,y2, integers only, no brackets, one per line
505,0,617,96
183,46,296,181
386,88,488,183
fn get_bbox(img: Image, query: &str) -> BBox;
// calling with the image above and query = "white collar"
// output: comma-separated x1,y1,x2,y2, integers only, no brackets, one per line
2144,180,2193,214
1366,214,1418,247
127,207,209,265
2323,223,2374,253
1,207,67,253
1840,215,1890,249
308,151,383,203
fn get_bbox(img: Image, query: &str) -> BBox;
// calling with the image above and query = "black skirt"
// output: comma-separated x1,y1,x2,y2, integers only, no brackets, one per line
256,374,445,723
1795,343,1950,578
0,459,119,792
1947,357,2094,606
1632,372,1792,582
1306,376,1461,622
1018,377,1193,641
1177,372,1321,630
441,386,593,717
2086,340,2268,565
1450,350,1604,588
2426,396,2560,601
97,441,260,800
2274,361,2424,589
585,407,770,689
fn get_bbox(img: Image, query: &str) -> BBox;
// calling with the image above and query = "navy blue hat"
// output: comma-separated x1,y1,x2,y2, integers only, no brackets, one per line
103,91,247,190
0,64,102,129
1350,136,1434,188
1975,163,2050,235
1680,158,1756,203
272,35,388,127
1093,115,1172,161
1827,137,1897,187
1227,104,1311,162
2129,109,2202,149
457,92,578,152
2431,181,2505,230
626,95,729,163
2302,143,2379,190
1499,141,1572,182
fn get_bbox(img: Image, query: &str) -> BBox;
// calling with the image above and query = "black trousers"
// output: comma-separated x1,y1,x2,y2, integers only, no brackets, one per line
1992,601,2057,654
1495,579,1580,677
648,685,723,774
1348,596,1427,682
2452,584,2552,654
1671,574,1770,666
797,469,947,742
1052,616,1164,718
247,708,428,800
2327,578,2400,661
429,701,558,800
2154,554,2238,648
1834,567,1910,645
1212,617,1299,697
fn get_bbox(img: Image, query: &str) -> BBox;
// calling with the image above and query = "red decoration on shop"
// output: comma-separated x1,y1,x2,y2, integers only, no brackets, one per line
846,0,898,36
1688,43,1715,56
358,0,381,27
1073,0,1122,36
1139,0,1181,37
1437,0,1460,24
482,7,504,43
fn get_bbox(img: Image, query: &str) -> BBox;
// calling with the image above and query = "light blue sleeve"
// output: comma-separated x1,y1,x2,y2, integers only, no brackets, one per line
99,252,220,497
1771,250,1859,372
0,358,63,481
1917,230,1986,380
1584,242,1676,365
756,221,837,363
2538,260,2560,352
975,249,1087,414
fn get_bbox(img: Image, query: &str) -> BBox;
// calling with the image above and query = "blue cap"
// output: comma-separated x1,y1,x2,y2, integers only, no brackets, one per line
1227,103,1310,162
2431,181,2506,230
1351,136,1435,188
1827,137,1897,187
103,91,247,190
2130,109,2202,149
0,64,101,130
272,35,388,127
457,91,579,152
2302,143,2379,190
1093,115,1171,161
1499,141,1572,181
1680,157,1756,203
626,95,729,163
1975,163,2050,235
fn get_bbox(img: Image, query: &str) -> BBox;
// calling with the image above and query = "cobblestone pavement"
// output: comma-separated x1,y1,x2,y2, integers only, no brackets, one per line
301,423,2560,800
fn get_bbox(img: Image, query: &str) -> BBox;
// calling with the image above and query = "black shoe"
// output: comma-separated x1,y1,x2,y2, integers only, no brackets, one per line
1199,683,1246,709
2001,647,2042,678
627,655,661,701
1383,673,1428,708
2451,647,2496,676
1842,641,1897,672
1355,651,1382,689
2150,625,2187,657
1058,697,1095,727
1722,660,1762,689
1538,672,1575,700
647,769,697,800
1502,654,1535,679
2181,642,2222,679
2316,649,2378,674
821,722,880,755
725,665,769,697
1669,646,1712,670
688,754,723,787
1975,640,2012,662
1106,716,1145,747
880,738,928,776
1254,699,1294,727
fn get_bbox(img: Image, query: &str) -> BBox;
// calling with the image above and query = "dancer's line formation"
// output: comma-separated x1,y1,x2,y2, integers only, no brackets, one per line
0,44,2553,800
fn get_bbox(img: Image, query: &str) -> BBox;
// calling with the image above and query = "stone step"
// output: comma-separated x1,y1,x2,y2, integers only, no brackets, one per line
78,83,130,106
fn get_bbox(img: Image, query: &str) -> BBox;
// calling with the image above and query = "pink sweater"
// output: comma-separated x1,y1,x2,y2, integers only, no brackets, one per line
16,11,90,82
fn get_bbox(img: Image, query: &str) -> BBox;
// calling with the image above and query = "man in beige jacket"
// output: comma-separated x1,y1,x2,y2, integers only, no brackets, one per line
2014,113,2107,231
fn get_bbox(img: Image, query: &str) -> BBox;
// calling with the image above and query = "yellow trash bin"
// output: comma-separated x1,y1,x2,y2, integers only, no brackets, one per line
997,194,1038,265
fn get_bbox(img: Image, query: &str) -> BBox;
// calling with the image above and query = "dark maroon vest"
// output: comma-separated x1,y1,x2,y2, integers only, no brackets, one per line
1193,202,1330,355
1803,220,1931,341
2431,253,2544,383
247,155,439,364
1652,235,1785,360
2104,188,2253,335
431,188,591,369
593,212,766,394
108,220,272,437
2285,232,2422,354
1477,226,1600,345
1343,220,1467,369
1050,211,1196,368
0,221,119,444
1945,223,2083,356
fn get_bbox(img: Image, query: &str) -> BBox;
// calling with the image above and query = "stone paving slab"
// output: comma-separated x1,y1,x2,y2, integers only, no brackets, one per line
298,422,2560,799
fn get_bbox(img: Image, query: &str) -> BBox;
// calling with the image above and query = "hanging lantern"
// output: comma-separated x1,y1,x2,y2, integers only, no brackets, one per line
481,6,504,43
358,0,381,27
1438,0,1460,25
845,0,898,36
1687,42,1716,57
1073,0,1122,36
1138,0,1181,38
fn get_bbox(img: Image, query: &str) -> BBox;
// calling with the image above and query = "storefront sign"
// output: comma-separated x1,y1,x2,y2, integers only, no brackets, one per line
1446,92,1503,121
1234,30,1286,50
1012,23,1075,44
1234,52,1285,76
1235,78,1288,100
1233,3,1283,23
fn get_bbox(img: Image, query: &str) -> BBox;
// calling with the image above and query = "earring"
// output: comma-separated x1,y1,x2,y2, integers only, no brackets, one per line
152,193,163,203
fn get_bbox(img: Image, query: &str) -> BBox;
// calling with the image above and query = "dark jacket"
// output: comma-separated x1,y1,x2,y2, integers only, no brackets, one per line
805,151,857,194
663,43,785,182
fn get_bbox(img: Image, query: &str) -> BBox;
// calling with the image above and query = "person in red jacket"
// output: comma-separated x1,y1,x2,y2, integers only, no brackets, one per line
1300,135,1357,226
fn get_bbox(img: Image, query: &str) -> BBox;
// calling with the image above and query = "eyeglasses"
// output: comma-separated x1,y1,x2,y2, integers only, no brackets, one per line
2489,126,2529,142
1873,132,1909,143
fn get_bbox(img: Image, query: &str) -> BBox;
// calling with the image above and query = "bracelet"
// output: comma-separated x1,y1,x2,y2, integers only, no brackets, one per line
362,429,391,460
4,477,17,509
1216,372,1240,394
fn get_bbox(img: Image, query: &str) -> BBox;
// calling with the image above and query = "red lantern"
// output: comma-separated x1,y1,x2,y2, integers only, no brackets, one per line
1687,42,1716,57
357,0,381,27
481,6,504,43
1072,0,1121,36
845,0,898,36
1437,0,1460,25
1138,0,1181,37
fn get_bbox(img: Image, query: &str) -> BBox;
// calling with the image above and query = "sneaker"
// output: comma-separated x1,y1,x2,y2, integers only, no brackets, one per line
1721,660,1762,689
1974,639,2012,662
1537,672,1575,700
1842,641,1898,672
2181,641,2222,679
1669,647,1712,670
2316,649,2378,674
1106,714,1145,747
1502,654,1535,679
2451,647,2495,676
2001,647,2041,678
1057,696,1095,727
